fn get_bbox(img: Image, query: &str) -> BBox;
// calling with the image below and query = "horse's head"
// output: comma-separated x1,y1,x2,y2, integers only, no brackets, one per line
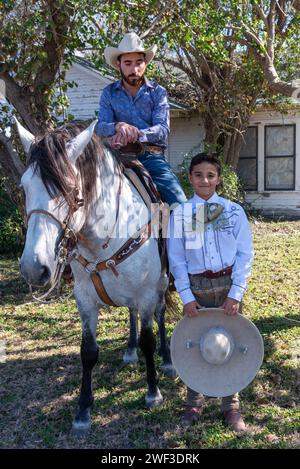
17,119,98,287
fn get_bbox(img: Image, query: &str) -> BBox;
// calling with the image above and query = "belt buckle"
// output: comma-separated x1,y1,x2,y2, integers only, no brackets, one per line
144,145,162,155
152,147,162,154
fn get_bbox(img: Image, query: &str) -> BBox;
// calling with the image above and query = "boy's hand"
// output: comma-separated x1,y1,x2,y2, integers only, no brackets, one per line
221,297,240,316
183,301,203,318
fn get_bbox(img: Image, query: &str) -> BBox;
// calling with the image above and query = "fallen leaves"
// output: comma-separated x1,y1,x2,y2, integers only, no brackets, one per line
266,434,280,444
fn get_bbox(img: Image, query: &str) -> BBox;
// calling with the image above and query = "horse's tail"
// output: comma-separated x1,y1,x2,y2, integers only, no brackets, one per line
165,287,182,322
159,237,182,321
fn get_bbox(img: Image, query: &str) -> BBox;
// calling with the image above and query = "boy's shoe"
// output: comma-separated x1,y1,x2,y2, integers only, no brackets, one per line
181,406,202,425
224,410,246,432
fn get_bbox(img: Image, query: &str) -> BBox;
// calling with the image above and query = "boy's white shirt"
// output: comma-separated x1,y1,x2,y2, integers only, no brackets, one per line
167,192,254,305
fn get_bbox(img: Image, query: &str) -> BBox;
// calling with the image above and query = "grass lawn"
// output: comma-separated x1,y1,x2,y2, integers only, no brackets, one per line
0,220,299,449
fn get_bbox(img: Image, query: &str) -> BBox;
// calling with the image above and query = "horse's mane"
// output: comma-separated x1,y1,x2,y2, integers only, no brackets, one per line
28,121,112,215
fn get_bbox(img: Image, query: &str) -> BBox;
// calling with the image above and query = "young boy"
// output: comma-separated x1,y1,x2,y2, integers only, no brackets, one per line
167,152,254,431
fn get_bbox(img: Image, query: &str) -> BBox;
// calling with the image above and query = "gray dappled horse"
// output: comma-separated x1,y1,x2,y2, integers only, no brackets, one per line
17,119,175,434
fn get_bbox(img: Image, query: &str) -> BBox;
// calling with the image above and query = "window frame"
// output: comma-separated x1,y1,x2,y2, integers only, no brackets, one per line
238,125,258,191
264,124,296,191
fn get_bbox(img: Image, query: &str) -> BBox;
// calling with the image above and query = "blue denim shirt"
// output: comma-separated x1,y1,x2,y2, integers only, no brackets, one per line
95,78,170,148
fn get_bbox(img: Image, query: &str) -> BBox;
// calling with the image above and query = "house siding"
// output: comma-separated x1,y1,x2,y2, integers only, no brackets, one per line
167,115,205,169
65,62,111,120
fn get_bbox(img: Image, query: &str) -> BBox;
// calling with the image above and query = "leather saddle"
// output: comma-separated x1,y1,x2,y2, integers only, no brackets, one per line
111,143,167,267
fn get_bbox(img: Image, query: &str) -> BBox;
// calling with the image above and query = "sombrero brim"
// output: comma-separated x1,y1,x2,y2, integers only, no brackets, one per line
171,308,264,397
104,44,157,70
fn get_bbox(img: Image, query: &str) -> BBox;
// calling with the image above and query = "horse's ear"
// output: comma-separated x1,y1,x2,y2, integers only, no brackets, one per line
14,117,35,154
67,120,98,164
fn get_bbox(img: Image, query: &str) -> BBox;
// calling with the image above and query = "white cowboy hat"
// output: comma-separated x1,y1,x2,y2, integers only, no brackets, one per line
104,32,157,70
171,308,264,397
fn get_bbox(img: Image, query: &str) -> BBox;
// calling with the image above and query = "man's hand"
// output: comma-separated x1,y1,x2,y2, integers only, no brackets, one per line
221,297,240,316
114,122,141,145
183,300,203,318
111,131,127,148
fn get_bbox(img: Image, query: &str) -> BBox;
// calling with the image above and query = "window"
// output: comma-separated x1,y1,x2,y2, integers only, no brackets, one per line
265,125,295,190
237,126,258,190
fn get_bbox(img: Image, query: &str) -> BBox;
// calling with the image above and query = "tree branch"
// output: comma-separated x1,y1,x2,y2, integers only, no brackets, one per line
140,3,173,39
32,0,75,123
164,57,210,91
254,1,269,30
266,0,276,61
0,72,44,134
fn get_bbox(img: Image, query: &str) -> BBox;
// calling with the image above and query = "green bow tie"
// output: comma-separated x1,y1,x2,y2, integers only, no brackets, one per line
203,202,224,223
192,202,224,231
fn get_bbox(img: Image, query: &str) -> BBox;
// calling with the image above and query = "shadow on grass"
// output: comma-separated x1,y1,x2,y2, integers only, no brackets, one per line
0,347,179,449
1,339,299,449
0,274,30,306
253,315,300,335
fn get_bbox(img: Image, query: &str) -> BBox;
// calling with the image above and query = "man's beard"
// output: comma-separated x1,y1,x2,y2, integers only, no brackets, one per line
120,70,145,87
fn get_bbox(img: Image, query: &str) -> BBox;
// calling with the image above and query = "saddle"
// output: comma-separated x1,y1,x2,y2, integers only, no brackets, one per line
114,144,167,267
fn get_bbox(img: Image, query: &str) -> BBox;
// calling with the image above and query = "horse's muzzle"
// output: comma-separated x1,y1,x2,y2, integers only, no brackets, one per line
19,258,52,287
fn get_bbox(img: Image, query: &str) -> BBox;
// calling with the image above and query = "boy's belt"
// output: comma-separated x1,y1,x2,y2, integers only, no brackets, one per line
197,266,233,279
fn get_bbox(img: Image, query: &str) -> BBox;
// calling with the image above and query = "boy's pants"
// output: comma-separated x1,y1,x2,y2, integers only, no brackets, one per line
186,272,242,412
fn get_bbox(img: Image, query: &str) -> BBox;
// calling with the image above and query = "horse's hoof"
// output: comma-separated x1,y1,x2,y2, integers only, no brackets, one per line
145,389,163,409
161,363,177,378
71,424,90,438
123,349,138,364
72,409,91,437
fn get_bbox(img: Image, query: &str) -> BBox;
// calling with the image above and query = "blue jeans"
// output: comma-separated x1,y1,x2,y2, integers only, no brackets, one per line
139,152,187,207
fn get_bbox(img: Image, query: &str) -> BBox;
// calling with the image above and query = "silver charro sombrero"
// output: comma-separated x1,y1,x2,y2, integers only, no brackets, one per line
171,308,264,397
104,32,157,70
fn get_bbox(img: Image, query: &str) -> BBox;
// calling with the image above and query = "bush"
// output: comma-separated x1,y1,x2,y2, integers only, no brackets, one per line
0,188,24,254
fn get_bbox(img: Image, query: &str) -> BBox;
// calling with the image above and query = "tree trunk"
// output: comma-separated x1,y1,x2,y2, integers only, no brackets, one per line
202,114,248,169
0,131,26,217
0,132,25,186
203,114,220,147
221,128,245,169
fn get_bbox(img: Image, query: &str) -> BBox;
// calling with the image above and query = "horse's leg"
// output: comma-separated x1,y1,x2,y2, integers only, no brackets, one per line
123,308,139,364
154,295,176,378
138,314,163,408
72,307,99,436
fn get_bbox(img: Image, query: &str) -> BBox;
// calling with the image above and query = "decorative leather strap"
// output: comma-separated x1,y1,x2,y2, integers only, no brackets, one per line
91,272,117,307
124,168,152,211
96,220,152,272
74,221,153,306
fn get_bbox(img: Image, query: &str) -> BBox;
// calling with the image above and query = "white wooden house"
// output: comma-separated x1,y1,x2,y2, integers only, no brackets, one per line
238,108,300,217
65,57,300,217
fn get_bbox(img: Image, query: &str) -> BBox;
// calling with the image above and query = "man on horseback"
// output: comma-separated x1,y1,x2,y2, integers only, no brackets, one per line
96,32,187,207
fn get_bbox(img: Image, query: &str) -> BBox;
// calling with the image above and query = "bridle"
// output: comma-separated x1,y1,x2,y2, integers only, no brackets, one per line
25,196,83,303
